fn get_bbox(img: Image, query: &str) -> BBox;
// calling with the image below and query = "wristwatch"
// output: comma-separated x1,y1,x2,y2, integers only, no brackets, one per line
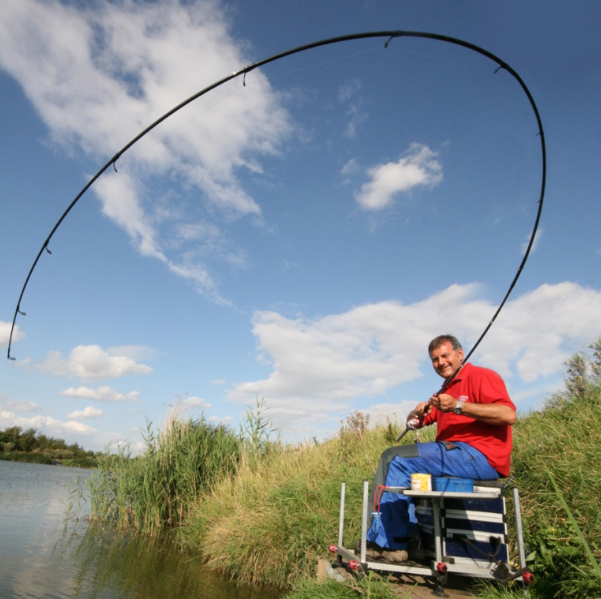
452,398,463,414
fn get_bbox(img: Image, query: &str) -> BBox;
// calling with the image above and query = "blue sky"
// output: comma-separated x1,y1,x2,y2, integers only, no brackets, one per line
1,0,601,453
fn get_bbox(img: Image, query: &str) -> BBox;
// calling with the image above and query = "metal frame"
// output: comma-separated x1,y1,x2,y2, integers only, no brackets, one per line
332,480,530,594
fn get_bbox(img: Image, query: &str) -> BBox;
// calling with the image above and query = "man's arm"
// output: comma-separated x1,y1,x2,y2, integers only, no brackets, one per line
429,393,516,425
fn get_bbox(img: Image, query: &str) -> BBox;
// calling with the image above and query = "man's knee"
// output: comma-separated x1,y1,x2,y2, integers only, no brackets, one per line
380,444,419,462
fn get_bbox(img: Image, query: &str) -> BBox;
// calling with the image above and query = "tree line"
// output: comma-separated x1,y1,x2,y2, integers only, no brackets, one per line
0,426,98,468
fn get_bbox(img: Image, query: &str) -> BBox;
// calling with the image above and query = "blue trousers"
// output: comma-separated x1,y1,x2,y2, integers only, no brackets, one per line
366,441,499,549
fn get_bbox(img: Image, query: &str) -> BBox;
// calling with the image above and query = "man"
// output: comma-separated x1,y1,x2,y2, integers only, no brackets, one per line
364,334,516,562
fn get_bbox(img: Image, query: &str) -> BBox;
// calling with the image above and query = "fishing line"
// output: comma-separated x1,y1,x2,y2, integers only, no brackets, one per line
7,31,546,368
253,44,382,82
135,45,381,166
116,81,247,170
385,43,500,75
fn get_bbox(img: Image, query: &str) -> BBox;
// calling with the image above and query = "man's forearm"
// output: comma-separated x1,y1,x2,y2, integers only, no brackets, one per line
459,401,516,426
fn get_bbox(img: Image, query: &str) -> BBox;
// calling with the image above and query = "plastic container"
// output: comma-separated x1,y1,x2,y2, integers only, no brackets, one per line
432,476,474,492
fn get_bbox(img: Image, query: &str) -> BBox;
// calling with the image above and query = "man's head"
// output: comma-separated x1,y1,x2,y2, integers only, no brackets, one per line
428,335,464,380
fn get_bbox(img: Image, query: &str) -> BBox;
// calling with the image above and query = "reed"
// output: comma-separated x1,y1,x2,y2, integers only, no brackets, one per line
88,414,242,535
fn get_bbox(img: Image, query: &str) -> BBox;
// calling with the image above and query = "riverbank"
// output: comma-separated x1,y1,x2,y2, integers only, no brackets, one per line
85,342,601,599
0,451,97,468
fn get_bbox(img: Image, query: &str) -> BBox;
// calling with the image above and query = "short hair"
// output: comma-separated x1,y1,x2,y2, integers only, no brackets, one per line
428,335,463,355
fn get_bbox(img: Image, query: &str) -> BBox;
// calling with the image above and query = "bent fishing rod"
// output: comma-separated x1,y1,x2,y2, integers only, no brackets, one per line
7,30,545,365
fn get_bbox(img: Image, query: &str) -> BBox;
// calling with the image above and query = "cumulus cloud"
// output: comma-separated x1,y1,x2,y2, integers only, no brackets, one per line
354,143,443,211
68,406,104,420
0,0,293,303
36,345,153,379
61,385,140,402
229,282,601,433
0,411,95,434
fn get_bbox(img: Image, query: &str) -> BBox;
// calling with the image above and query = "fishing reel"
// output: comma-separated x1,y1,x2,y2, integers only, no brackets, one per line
395,417,422,443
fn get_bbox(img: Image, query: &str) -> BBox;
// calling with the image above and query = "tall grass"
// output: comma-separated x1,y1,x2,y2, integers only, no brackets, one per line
87,413,242,535
511,381,601,598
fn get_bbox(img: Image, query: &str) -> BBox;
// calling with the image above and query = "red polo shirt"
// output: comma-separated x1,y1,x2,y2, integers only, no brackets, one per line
422,363,516,477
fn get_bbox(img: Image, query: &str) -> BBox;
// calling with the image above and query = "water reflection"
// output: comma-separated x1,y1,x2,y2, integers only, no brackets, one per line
0,461,281,599
58,521,282,599
0,461,94,599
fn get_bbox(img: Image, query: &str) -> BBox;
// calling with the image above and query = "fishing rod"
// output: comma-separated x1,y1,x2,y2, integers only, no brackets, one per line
7,31,545,362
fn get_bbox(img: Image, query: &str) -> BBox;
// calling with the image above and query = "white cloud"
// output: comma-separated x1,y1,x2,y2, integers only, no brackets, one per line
61,385,140,402
184,396,212,408
0,320,24,349
0,411,94,434
0,0,293,302
364,401,415,427
337,79,361,103
68,406,104,420
341,158,360,177
521,227,543,255
0,410,134,452
208,415,232,424
106,345,159,362
355,143,443,211
36,345,152,379
337,79,368,139
0,400,40,413
477,282,601,382
229,282,601,434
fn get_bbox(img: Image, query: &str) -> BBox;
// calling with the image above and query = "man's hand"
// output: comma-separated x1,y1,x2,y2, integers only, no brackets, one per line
428,392,458,413
406,401,431,428
427,393,516,425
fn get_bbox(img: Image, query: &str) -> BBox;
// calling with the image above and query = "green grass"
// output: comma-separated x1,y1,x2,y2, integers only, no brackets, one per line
283,574,405,599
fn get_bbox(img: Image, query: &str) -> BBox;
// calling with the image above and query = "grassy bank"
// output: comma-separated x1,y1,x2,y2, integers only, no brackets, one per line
178,412,408,588
86,344,601,598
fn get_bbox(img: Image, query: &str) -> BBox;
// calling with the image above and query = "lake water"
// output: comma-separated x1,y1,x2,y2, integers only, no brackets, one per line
0,460,280,599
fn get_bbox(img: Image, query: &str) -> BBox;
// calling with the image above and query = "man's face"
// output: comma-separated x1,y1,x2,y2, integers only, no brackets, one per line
430,342,464,379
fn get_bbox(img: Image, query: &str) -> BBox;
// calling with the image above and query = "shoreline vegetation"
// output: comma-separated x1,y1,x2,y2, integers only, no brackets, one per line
0,427,99,468
80,339,601,598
